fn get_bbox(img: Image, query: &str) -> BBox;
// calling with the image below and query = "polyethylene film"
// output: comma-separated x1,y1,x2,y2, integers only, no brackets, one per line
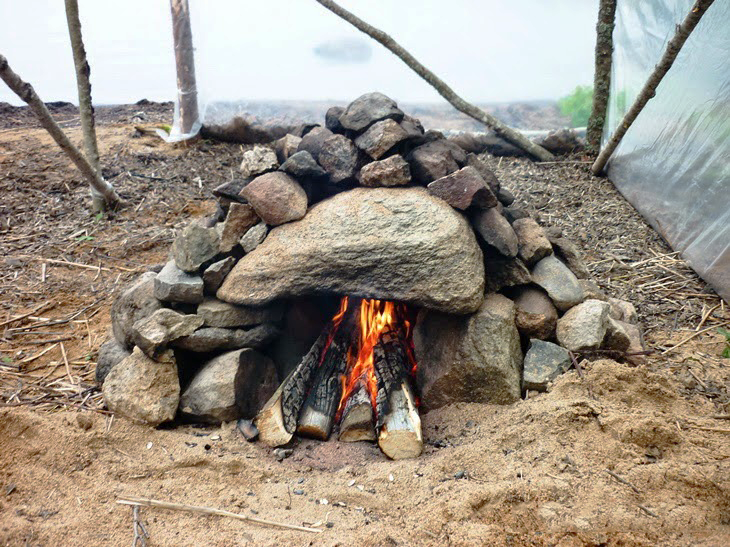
606,0,730,302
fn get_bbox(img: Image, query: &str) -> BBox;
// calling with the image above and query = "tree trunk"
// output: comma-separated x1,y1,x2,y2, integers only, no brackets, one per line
0,54,122,209
591,0,715,175
170,0,199,135
313,0,554,162
586,0,616,154
64,0,105,212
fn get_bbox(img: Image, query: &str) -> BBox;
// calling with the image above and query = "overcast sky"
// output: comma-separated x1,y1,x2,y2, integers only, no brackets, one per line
0,0,598,106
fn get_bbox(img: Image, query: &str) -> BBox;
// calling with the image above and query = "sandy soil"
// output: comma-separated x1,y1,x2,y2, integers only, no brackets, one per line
1,104,729,546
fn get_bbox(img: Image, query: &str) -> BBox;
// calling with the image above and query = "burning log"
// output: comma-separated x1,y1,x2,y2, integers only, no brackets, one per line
256,324,335,446
338,381,376,442
256,298,352,446
297,329,349,440
372,331,423,459
377,380,423,460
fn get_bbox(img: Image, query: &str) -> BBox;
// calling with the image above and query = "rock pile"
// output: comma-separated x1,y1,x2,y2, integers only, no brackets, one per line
97,92,644,426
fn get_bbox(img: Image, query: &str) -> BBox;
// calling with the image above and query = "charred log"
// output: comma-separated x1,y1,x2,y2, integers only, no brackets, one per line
297,327,349,440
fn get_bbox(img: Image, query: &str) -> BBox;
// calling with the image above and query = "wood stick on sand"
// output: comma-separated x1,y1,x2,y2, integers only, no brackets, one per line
117,496,323,534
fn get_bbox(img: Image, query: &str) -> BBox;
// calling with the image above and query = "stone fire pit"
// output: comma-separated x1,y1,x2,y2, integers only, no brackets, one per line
96,92,644,459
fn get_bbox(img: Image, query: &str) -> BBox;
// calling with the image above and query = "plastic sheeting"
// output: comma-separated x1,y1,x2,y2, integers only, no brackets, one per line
605,0,730,302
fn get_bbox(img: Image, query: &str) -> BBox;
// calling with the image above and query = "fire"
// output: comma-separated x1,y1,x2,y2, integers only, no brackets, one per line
335,297,416,421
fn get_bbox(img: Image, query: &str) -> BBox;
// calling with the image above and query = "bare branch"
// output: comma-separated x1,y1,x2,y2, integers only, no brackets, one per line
592,0,715,174
313,0,554,162
0,54,122,209
586,0,616,154
65,0,105,212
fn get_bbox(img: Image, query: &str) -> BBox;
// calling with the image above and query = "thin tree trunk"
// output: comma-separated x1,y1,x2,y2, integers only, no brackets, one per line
592,0,714,175
586,0,616,154
313,0,554,162
64,0,105,212
170,0,199,135
0,54,122,208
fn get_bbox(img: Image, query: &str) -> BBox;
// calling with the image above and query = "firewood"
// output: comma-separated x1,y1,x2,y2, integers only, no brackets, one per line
377,380,423,460
372,331,409,432
254,381,292,447
297,332,348,440
338,382,376,442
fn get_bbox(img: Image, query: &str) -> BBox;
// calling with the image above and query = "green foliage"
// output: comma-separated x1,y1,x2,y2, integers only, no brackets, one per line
719,327,730,358
558,85,593,127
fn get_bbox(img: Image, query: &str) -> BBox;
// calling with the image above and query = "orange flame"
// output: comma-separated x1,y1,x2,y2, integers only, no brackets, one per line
335,298,416,421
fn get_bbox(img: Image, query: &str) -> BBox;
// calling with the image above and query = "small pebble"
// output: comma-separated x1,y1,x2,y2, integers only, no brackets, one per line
146,442,153,450
454,470,466,479
326,522,334,528
210,435,221,441
388,473,394,482
319,498,329,505
297,478,305,484
293,489,305,495
347,479,356,487
356,485,364,491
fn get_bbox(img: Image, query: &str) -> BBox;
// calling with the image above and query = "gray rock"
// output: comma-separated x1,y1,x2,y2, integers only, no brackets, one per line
604,317,632,352
218,203,259,253
240,221,268,253
297,126,333,161
470,207,519,257
548,236,591,279
483,252,532,293
212,179,248,203
171,324,280,352
513,218,553,267
513,286,558,340
325,106,346,133
427,166,498,210
111,272,163,349
415,293,523,410
497,188,515,207
407,140,461,184
197,297,284,328
465,153,500,195
280,150,327,179
318,134,360,183
132,308,204,358
608,298,638,324
179,349,276,423
556,299,611,352
203,257,237,294
102,348,179,426
339,92,404,133
239,171,308,226
273,134,302,163
217,187,485,314
354,119,409,159
400,115,425,139
523,340,572,391
531,255,585,312
239,145,279,177
95,336,132,385
536,129,582,155
579,279,608,301
171,223,220,273
358,155,411,187
155,260,205,304
504,206,529,223
620,321,647,365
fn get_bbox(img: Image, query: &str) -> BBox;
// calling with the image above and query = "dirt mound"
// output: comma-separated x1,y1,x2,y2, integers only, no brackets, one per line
1,359,728,546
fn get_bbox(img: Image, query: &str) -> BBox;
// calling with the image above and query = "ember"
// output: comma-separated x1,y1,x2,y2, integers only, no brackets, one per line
255,296,423,459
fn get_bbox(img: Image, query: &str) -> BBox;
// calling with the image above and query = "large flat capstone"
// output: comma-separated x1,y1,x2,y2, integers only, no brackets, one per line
217,187,485,314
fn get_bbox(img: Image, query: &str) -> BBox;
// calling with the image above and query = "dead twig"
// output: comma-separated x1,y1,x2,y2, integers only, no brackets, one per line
661,320,730,354
604,469,641,494
116,496,323,534
0,300,54,328
638,504,659,518
132,505,149,546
